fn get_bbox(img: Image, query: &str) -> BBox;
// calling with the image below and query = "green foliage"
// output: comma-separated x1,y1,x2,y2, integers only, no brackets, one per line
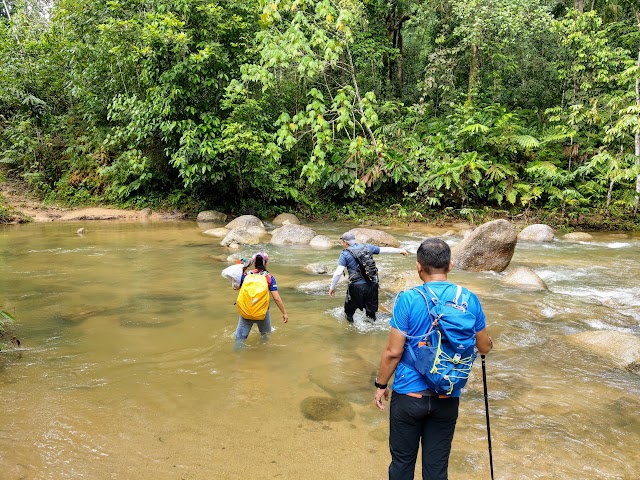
244,0,394,197
0,0,638,226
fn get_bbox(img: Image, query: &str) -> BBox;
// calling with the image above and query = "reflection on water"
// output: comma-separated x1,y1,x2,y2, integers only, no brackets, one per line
1,221,639,479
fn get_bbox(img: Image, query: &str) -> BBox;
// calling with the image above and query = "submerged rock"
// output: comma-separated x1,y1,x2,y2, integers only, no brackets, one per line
499,266,548,291
563,232,593,241
304,263,330,275
0,310,21,351
626,361,640,375
203,227,229,238
566,330,640,371
295,280,330,295
309,354,377,404
300,396,355,422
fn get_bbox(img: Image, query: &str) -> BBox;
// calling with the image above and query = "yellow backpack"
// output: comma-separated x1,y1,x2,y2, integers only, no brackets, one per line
236,272,270,320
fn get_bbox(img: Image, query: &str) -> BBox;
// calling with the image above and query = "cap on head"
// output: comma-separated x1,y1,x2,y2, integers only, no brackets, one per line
340,232,356,245
252,251,269,267
237,257,252,268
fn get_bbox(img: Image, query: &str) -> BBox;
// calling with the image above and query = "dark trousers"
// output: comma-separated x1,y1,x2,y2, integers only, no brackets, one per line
344,281,378,321
388,391,460,480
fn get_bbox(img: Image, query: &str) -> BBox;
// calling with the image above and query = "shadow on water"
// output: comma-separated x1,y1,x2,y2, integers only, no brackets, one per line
0,221,638,479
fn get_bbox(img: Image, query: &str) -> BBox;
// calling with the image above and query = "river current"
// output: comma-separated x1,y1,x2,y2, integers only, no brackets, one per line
1,220,639,479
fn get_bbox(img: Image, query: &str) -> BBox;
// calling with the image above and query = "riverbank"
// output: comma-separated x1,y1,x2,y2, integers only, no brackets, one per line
2,175,638,231
0,177,187,223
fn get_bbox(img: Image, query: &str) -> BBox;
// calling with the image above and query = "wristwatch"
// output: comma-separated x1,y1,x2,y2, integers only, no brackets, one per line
374,377,388,389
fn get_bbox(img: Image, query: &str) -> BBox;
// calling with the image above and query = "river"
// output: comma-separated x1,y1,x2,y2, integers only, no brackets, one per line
1,220,639,479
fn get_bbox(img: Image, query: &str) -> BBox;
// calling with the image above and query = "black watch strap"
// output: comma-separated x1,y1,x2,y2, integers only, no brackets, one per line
374,378,388,389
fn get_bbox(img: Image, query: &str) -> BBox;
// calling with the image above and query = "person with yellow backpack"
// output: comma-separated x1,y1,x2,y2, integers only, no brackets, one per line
233,251,288,350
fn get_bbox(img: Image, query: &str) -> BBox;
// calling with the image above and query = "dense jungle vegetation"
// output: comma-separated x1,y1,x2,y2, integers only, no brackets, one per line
1,0,639,228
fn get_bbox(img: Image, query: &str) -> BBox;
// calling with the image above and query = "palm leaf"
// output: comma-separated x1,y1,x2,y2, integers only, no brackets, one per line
458,123,490,135
514,135,540,149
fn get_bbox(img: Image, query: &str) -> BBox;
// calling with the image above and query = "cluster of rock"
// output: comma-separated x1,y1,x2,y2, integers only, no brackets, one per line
199,212,404,250
199,214,597,288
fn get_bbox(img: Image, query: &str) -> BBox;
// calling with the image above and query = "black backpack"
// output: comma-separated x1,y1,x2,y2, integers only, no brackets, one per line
346,246,378,283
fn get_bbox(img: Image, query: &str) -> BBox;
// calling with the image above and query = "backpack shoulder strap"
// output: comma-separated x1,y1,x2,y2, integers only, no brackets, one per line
345,245,364,259
426,284,469,310
450,284,469,310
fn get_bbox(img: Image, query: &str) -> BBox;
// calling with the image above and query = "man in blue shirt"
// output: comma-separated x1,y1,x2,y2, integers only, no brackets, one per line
328,231,408,322
374,238,493,479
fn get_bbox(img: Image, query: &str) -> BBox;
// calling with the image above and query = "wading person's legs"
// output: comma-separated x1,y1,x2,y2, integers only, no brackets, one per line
364,282,379,321
257,310,272,342
234,316,255,350
344,285,359,322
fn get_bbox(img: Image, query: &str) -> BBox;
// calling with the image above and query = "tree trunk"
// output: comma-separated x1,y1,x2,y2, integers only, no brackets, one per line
385,6,411,98
635,47,640,214
467,44,479,105
606,178,614,215
574,0,584,13
1,0,10,21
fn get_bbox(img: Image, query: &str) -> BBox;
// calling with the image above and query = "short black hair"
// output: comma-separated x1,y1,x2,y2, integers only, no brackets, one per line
417,238,451,274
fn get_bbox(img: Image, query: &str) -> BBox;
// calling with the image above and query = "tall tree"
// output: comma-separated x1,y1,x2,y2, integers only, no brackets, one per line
242,0,394,196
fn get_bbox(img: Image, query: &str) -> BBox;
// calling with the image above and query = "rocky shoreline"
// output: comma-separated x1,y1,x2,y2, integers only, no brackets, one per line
0,179,187,223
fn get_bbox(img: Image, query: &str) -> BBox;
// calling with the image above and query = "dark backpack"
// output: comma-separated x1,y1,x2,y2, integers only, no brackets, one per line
345,246,378,283
400,284,478,396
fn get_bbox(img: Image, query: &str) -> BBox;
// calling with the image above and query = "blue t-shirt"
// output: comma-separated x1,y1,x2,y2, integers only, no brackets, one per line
389,281,486,396
338,243,381,285
240,270,277,291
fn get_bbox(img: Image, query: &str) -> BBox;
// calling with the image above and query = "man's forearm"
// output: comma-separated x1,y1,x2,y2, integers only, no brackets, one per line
329,273,342,291
379,247,406,254
376,350,402,385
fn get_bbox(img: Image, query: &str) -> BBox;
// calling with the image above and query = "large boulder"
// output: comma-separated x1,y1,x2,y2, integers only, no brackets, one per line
220,228,264,246
345,227,401,248
518,224,555,242
225,215,264,230
499,266,548,291
452,219,517,272
386,271,422,295
566,331,640,372
270,224,317,245
272,213,301,226
196,210,227,223
309,235,334,249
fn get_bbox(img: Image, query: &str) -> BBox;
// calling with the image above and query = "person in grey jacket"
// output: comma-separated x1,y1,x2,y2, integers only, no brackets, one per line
328,232,408,322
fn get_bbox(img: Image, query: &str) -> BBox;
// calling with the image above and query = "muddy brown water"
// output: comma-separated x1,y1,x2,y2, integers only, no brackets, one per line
1,220,639,479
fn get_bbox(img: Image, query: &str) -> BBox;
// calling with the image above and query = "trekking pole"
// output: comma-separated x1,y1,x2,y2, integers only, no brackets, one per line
481,355,495,480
